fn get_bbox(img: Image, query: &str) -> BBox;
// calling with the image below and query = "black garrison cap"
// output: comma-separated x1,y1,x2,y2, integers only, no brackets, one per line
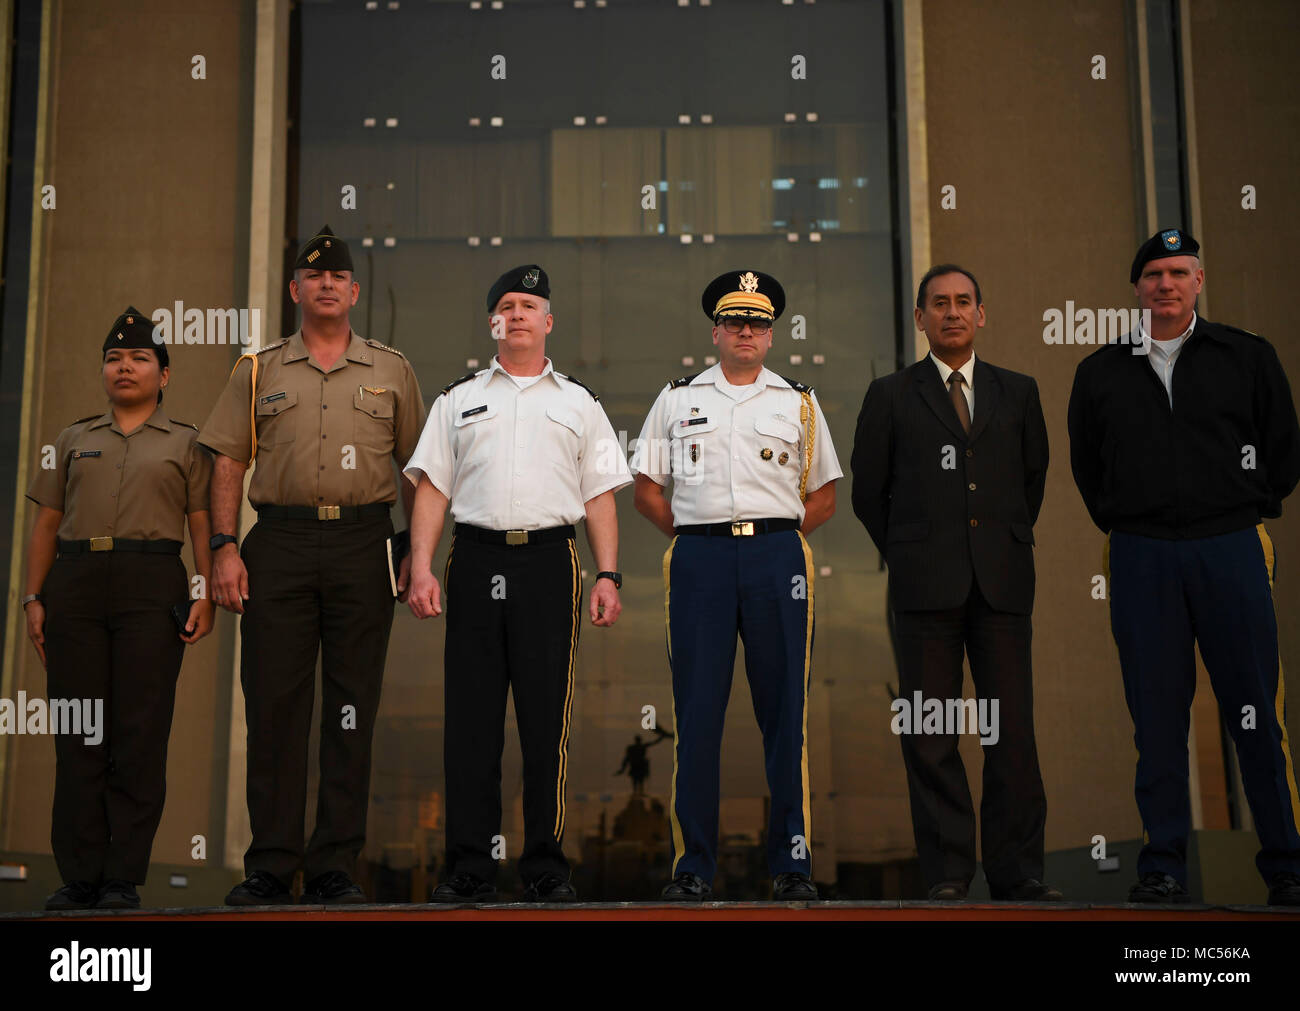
293,224,354,272
487,264,550,312
103,305,168,367
1130,228,1200,283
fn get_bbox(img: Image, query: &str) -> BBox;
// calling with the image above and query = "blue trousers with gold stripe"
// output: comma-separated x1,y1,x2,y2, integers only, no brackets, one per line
1109,524,1300,886
663,529,814,884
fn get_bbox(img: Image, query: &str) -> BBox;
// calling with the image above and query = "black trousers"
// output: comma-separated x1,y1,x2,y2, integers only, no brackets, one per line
443,533,582,884
42,553,187,884
892,580,1047,891
240,514,394,883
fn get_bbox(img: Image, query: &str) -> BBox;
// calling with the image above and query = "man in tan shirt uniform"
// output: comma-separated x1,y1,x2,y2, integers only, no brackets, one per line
199,226,426,905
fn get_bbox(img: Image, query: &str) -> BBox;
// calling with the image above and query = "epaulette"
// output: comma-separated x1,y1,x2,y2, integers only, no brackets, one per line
557,372,600,401
253,338,288,355
366,337,407,358
780,374,813,393
1218,323,1263,342
439,371,480,397
73,415,100,425
669,373,700,389
170,419,199,431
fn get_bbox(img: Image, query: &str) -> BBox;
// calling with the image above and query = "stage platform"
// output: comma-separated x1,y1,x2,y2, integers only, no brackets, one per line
8,900,1299,922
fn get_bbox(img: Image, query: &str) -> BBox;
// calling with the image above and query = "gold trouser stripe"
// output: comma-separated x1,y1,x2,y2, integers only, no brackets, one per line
664,536,686,875
797,531,815,859
553,539,581,839
1256,524,1300,831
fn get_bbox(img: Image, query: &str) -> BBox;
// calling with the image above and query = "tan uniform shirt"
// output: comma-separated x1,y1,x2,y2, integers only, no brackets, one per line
27,404,213,541
198,330,427,508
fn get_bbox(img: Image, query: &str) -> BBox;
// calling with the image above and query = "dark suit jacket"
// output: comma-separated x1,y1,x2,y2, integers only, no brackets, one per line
850,356,1048,615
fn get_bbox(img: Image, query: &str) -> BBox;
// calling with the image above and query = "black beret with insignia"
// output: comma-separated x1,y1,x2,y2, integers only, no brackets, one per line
487,264,550,312
103,305,168,367
701,270,786,322
1130,228,1200,283
293,224,354,272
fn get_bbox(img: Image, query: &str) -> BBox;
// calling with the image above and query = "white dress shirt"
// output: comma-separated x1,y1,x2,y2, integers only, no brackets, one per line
403,356,631,529
928,350,975,417
630,363,843,526
1139,311,1196,406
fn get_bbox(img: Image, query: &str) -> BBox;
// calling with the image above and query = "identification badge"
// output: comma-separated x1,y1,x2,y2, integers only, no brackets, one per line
679,417,709,428
72,450,102,459
260,391,287,404
461,405,488,419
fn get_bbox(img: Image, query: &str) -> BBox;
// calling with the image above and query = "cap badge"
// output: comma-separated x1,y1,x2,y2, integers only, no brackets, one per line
324,239,332,247
126,316,134,324
1161,229,1181,251
523,268,540,289
739,271,759,293
116,332,125,341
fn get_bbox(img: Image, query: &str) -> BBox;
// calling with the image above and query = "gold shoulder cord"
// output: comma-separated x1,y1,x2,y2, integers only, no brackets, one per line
798,390,815,502
230,353,260,463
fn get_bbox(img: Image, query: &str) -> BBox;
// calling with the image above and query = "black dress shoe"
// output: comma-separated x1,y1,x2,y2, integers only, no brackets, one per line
773,872,818,900
927,881,969,901
96,879,141,910
302,871,367,905
1128,872,1190,904
661,872,711,901
1267,872,1300,906
431,873,497,903
225,870,292,906
45,881,98,911
523,874,578,902
991,878,1064,902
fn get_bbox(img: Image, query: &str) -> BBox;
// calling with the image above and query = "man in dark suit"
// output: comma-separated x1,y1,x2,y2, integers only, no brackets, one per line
850,264,1060,902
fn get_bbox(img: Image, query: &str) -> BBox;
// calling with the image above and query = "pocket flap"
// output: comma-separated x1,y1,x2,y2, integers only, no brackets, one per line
754,415,800,443
353,391,395,419
546,405,584,438
1010,521,1035,544
255,390,298,416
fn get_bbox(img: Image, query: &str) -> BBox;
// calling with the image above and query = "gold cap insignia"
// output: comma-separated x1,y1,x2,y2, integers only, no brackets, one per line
307,249,321,263
126,316,134,324
324,239,332,247
116,332,125,341
739,271,759,293
760,448,773,461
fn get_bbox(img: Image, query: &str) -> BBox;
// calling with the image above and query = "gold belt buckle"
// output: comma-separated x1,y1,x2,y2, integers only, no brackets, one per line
89,536,114,551
505,530,529,546
731,522,755,537
317,505,342,520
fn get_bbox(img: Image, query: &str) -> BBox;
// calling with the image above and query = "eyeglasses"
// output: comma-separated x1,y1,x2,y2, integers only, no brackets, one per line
718,318,773,335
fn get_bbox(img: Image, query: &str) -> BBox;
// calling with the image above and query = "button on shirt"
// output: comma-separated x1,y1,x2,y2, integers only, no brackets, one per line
928,350,975,417
198,330,427,507
27,405,213,541
403,357,631,529
630,364,843,526
1139,311,1196,406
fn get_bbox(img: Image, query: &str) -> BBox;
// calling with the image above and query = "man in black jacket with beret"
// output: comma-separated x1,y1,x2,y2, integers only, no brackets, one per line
852,264,1059,902
1068,228,1300,906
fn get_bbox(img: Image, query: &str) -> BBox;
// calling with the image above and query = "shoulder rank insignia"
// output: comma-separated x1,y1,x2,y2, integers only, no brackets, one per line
366,338,406,357
558,372,599,401
780,374,812,393
254,338,289,355
439,371,480,397
669,373,701,389
170,419,200,431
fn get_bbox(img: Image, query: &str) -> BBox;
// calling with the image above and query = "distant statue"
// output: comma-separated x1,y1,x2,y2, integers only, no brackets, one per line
615,728,672,795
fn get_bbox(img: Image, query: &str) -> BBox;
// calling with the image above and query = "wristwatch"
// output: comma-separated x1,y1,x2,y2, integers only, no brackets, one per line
595,571,622,589
21,593,41,608
209,533,238,551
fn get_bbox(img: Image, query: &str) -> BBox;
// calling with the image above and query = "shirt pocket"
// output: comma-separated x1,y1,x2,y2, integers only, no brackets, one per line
352,389,396,449
754,414,801,474
255,390,299,449
669,415,718,482
452,403,498,452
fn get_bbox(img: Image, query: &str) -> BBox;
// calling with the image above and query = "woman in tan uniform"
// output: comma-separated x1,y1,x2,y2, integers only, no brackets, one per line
22,307,214,911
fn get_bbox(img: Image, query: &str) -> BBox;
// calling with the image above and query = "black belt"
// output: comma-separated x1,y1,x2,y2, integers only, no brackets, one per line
453,523,575,546
57,537,183,555
675,518,800,537
255,503,392,522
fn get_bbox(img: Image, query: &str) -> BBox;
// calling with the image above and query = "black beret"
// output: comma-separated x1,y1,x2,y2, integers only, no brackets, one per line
487,264,550,312
701,270,786,322
102,305,168,368
1130,228,1200,283
293,224,353,272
